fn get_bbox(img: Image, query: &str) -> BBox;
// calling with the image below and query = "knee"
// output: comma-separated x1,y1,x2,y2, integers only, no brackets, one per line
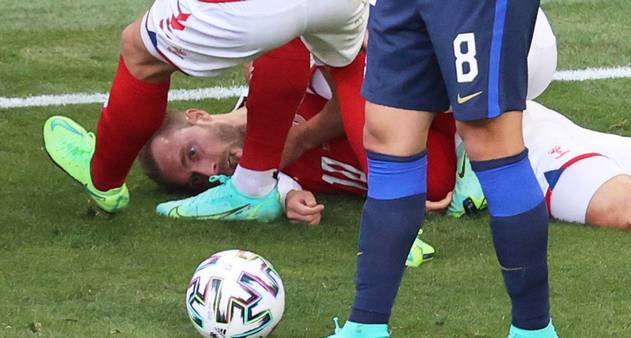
457,112,526,161
118,21,173,82
120,23,139,61
362,105,430,156
362,122,385,152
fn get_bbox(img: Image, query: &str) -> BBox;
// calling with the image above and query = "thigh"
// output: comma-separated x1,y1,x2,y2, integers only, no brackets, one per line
421,0,540,121
586,174,631,229
361,0,449,113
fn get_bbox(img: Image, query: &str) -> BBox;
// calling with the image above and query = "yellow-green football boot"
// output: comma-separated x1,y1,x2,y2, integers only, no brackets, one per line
43,116,129,213
406,229,435,267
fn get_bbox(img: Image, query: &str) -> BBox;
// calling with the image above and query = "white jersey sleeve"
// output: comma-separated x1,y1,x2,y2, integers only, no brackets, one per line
277,172,303,212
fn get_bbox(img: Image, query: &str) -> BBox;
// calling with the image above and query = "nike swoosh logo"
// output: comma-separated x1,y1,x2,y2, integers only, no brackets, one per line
457,91,483,104
50,119,84,137
171,204,252,220
458,152,468,178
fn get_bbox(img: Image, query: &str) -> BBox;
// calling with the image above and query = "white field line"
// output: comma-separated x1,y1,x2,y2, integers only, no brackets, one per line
553,66,631,81
0,85,248,109
1,66,630,109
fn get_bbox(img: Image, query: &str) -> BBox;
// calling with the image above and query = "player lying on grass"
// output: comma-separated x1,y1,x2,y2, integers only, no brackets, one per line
140,65,631,232
139,61,455,265
139,79,457,224
43,0,369,224
139,81,631,231
135,11,547,222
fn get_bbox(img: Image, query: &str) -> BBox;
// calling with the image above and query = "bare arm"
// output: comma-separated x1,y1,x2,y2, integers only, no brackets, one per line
298,95,345,149
280,93,345,169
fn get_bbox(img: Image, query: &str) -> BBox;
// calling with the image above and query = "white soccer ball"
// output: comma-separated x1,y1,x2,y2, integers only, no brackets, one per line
186,250,285,338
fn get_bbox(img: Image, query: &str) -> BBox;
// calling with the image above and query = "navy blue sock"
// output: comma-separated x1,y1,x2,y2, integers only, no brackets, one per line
471,149,550,330
349,151,427,324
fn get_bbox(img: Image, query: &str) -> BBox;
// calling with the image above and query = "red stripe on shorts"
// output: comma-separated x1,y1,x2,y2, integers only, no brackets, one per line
544,152,603,217
198,0,244,3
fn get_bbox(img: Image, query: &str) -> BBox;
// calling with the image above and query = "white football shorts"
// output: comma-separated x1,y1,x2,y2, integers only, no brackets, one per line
524,101,631,223
140,0,368,77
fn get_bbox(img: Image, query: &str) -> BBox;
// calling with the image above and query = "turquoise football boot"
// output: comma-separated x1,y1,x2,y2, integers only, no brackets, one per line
447,143,487,218
326,318,389,338
156,175,283,222
405,229,435,267
508,320,559,338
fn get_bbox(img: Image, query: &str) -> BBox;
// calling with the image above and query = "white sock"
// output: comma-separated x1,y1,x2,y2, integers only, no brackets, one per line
232,165,277,197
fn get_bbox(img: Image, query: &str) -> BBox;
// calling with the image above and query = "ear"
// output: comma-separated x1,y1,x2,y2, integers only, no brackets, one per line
184,108,212,124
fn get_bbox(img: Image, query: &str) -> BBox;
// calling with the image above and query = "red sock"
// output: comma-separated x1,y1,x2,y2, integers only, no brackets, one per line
91,56,170,191
426,113,457,201
328,51,368,173
239,39,311,171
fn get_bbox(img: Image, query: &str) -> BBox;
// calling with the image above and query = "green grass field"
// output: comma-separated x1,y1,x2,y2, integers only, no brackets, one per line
2,0,631,337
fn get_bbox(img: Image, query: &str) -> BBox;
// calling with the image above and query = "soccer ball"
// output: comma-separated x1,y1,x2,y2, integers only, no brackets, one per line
186,250,285,338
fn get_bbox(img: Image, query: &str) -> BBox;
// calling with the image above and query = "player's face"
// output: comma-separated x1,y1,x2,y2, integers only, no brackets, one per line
151,110,243,191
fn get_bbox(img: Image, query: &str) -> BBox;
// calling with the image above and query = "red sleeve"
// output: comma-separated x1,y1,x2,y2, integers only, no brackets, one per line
426,113,457,201
239,39,311,170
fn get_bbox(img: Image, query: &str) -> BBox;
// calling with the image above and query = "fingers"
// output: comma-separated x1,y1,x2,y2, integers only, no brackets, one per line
286,191,324,224
426,191,453,213
287,203,325,224
302,192,318,207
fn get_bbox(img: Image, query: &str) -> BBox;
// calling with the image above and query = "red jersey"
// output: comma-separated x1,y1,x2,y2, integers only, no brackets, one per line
284,93,368,195
281,53,457,201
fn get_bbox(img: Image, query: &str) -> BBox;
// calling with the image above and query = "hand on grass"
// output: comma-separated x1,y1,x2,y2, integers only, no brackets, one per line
426,191,453,214
285,190,324,225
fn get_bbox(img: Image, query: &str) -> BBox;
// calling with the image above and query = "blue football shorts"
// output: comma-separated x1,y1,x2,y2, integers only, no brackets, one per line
362,0,540,121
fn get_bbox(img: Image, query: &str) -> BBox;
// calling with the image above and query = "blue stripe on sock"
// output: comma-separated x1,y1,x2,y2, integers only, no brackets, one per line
488,0,508,119
472,149,543,217
470,149,528,172
367,151,427,200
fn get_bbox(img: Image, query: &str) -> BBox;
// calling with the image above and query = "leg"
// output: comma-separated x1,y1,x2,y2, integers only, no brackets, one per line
327,51,368,173
347,104,432,325
459,114,553,332
328,0,449,335
91,18,174,192
586,175,631,229
233,39,311,197
43,16,174,213
423,0,557,334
